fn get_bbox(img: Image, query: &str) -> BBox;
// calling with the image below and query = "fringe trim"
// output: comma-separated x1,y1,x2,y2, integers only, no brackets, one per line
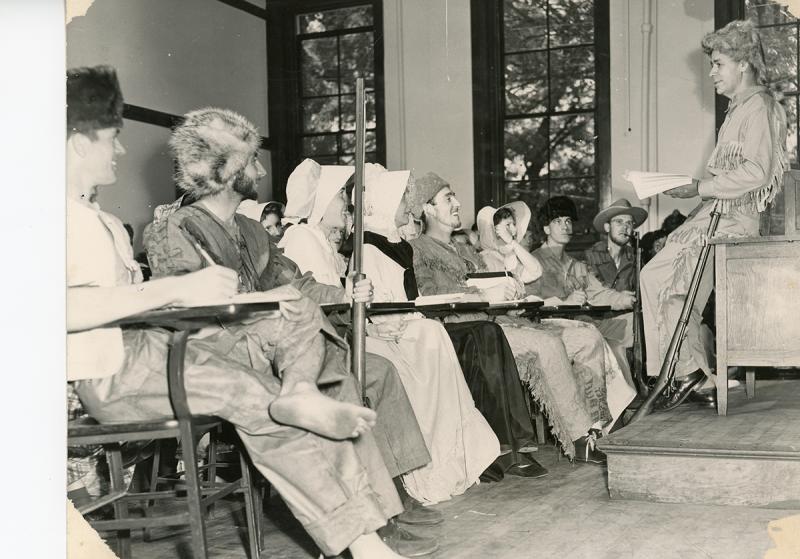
515,349,576,459
412,242,476,282
655,228,704,361
707,93,789,215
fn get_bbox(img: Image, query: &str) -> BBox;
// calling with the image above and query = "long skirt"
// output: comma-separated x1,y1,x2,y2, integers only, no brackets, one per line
366,317,500,505
442,320,537,453
641,201,759,379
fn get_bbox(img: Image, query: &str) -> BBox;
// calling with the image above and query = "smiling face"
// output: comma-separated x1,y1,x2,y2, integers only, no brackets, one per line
709,49,746,99
425,186,462,230
544,216,573,246
84,127,126,191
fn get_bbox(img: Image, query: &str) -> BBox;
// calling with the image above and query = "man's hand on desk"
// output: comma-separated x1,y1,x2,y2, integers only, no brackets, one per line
564,290,588,306
171,265,238,307
613,290,636,311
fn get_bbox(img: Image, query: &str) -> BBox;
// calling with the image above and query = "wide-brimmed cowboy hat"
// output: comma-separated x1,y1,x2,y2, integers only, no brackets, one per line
592,199,648,233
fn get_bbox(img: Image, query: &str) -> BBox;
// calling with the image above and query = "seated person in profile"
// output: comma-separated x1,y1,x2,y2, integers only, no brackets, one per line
524,197,637,392
67,68,406,559
279,160,508,504
144,108,439,557
408,173,610,463
584,199,648,293
476,200,636,432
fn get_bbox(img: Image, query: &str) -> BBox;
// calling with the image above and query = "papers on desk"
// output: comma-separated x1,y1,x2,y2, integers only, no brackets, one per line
623,170,693,200
413,293,465,305
176,290,299,308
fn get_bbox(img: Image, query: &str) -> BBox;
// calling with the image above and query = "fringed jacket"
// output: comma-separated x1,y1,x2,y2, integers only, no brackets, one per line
409,234,485,296
696,85,788,214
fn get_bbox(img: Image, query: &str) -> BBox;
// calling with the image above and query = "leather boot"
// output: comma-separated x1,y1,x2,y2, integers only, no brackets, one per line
378,518,439,557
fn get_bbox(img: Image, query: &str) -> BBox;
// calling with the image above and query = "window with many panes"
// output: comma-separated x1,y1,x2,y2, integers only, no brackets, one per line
745,0,799,168
267,0,384,197
296,4,380,165
472,0,609,247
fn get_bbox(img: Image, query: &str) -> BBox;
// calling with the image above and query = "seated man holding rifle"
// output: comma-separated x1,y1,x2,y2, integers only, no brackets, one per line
66,65,409,559
145,106,440,555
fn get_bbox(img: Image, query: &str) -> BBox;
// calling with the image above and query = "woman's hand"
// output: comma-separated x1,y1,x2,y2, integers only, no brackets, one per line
366,320,407,342
344,274,374,304
495,224,514,245
665,180,699,199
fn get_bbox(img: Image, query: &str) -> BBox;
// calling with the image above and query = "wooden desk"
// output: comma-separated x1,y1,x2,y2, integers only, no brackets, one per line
711,235,800,415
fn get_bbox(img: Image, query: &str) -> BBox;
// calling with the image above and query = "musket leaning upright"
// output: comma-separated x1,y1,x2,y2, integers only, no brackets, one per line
630,231,648,398
351,78,369,406
629,200,722,422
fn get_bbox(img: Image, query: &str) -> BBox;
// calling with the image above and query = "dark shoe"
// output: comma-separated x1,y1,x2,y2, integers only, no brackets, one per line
504,453,549,478
397,498,443,526
479,461,505,482
655,371,705,412
378,519,439,557
687,388,716,406
572,434,606,465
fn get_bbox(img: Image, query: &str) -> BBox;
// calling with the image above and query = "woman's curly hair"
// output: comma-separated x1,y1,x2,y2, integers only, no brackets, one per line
701,19,769,87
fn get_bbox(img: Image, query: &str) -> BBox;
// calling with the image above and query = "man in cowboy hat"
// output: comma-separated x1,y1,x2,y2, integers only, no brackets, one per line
584,199,648,293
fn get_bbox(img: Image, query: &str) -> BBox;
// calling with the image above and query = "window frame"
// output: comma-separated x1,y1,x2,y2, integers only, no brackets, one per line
267,0,386,202
471,0,611,248
716,0,799,166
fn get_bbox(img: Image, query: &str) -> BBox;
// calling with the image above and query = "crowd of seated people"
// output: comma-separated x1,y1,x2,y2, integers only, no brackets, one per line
63,64,695,558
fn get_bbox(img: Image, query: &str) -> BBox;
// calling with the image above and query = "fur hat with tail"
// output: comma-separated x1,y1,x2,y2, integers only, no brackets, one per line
170,107,261,199
67,65,124,135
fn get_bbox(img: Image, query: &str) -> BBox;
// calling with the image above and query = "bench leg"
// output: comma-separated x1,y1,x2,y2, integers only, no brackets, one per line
746,368,756,399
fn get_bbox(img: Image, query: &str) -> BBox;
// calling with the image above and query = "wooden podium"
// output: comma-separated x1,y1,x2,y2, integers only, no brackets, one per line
711,171,800,415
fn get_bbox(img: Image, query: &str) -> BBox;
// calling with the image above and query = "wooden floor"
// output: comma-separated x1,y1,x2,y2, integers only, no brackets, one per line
114,441,800,558
601,380,800,507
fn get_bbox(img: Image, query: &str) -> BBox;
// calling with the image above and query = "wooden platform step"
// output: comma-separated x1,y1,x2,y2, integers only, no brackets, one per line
599,380,800,507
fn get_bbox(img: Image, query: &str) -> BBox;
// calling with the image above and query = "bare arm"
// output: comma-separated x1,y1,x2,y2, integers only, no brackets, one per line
67,266,239,332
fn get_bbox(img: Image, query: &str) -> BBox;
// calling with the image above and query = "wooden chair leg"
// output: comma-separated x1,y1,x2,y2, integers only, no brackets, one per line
205,430,218,520
107,446,132,559
239,452,261,559
746,368,756,399
143,439,163,541
180,424,208,559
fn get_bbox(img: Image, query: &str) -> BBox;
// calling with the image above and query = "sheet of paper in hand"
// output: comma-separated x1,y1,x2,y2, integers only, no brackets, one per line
623,170,693,200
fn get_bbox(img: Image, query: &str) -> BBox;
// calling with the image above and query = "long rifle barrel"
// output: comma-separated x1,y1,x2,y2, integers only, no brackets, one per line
351,78,368,404
630,200,721,422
